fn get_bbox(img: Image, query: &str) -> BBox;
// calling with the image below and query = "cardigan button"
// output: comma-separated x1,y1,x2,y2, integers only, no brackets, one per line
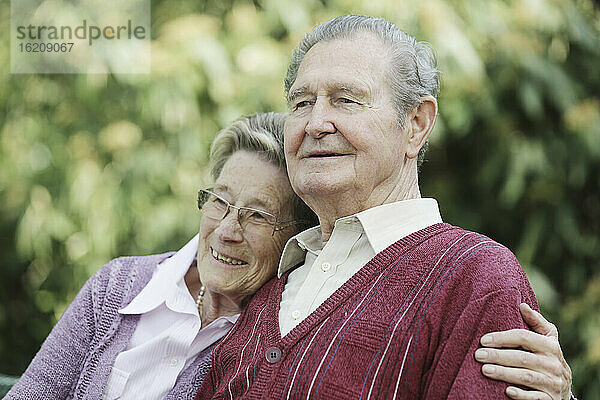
265,347,282,363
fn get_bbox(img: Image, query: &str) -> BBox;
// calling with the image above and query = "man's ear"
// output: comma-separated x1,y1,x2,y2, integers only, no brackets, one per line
406,96,437,159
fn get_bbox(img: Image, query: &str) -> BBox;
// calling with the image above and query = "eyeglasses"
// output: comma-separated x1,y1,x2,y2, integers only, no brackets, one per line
197,189,304,236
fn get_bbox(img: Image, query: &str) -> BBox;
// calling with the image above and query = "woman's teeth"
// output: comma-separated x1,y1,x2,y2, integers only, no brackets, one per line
212,249,245,265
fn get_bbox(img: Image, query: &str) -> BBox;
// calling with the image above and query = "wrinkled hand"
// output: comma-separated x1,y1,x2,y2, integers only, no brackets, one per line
475,303,572,400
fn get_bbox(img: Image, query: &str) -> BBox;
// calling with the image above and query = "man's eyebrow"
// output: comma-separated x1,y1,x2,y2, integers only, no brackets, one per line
288,87,310,103
332,83,370,98
288,83,370,103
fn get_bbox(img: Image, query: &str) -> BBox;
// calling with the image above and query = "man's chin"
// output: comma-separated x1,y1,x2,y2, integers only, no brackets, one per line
293,173,352,198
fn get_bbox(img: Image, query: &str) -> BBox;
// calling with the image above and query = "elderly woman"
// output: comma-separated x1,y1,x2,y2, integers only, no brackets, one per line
7,113,572,400
6,113,315,400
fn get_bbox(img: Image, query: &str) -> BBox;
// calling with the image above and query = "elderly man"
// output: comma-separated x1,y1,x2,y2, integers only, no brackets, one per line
197,16,572,400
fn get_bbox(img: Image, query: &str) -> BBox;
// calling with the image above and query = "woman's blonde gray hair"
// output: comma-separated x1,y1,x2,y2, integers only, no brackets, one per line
210,112,287,181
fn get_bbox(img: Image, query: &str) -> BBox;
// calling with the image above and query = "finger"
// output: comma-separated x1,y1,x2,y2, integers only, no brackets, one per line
475,347,570,398
505,386,552,400
519,303,558,338
480,329,559,354
474,348,556,373
481,364,559,395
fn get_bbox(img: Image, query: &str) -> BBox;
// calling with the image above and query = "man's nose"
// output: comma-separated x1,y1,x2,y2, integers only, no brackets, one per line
305,98,336,138
215,209,244,242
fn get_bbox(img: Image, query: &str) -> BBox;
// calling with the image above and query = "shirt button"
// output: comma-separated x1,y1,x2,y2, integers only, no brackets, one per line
291,310,301,320
168,357,179,367
321,262,331,272
265,347,282,363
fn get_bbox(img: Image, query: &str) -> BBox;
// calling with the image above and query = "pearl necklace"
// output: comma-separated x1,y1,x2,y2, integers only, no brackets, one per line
195,285,206,321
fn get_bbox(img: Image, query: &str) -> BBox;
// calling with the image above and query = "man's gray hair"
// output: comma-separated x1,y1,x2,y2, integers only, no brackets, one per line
209,112,318,230
284,15,440,165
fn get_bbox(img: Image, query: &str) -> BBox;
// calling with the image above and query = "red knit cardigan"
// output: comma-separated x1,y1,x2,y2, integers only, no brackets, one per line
196,223,538,399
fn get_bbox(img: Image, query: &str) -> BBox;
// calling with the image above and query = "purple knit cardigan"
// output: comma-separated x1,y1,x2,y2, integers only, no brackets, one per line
5,253,216,400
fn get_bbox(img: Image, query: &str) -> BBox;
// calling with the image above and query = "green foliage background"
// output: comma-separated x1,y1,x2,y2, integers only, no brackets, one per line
1,0,598,397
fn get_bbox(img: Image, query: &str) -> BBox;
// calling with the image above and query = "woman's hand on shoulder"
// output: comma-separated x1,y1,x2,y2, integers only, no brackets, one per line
474,303,572,400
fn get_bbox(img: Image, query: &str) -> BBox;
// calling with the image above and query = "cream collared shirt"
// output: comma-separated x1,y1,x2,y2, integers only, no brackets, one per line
103,234,239,400
278,198,442,337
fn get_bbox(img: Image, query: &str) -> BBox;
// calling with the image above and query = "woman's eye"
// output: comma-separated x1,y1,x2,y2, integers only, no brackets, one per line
249,211,267,221
338,97,356,104
212,196,228,208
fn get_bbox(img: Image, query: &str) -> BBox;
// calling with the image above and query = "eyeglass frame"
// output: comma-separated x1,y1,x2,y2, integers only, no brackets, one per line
197,188,307,236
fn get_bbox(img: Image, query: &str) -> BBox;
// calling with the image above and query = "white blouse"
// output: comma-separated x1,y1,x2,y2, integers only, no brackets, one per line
103,234,239,400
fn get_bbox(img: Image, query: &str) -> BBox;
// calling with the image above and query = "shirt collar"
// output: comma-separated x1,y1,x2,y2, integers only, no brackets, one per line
278,198,442,275
278,226,322,277
119,234,199,314
209,313,240,326
356,198,442,254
